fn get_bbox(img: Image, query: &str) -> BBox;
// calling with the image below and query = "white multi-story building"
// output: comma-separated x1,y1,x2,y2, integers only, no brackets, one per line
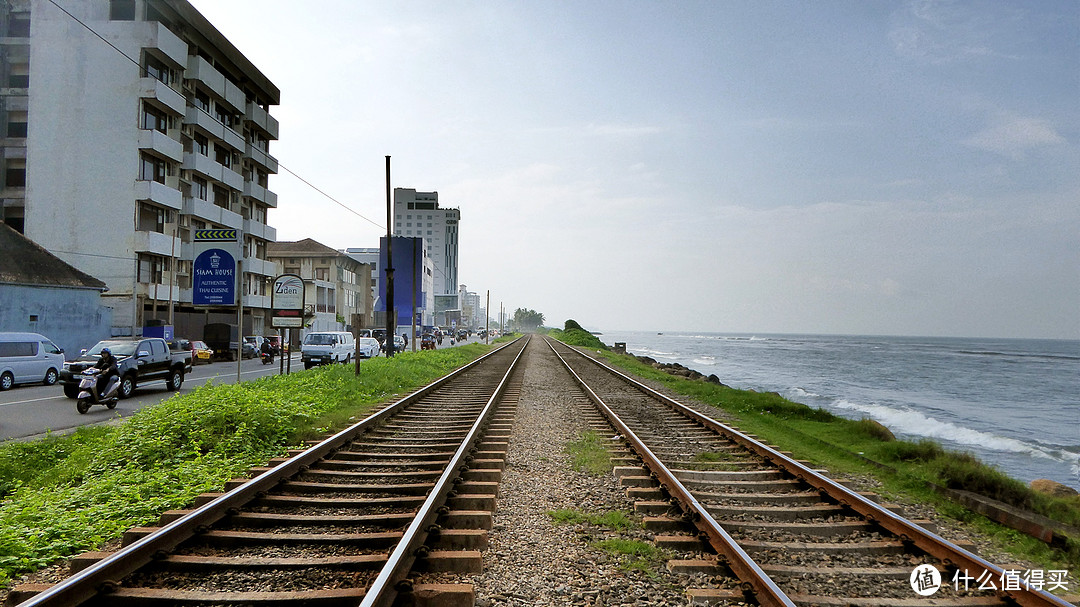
392,188,459,297
2,0,280,338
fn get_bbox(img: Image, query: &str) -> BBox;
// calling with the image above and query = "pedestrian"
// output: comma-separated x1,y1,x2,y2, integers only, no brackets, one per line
402,332,408,348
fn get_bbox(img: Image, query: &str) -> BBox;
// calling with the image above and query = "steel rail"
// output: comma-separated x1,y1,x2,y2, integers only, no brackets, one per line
557,340,1074,607
544,337,796,607
359,335,530,607
17,337,526,607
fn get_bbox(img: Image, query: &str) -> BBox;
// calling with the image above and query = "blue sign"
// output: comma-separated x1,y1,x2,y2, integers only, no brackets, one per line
193,248,237,306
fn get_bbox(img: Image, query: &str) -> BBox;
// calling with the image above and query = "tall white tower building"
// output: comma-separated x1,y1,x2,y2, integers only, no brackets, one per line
392,188,459,296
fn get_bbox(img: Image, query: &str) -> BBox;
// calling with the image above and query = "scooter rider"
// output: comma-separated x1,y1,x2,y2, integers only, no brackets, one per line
260,338,274,363
93,348,119,401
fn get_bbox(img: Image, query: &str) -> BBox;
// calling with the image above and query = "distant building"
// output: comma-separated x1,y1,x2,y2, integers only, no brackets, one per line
393,188,459,297
0,223,111,356
267,239,372,335
1,0,281,339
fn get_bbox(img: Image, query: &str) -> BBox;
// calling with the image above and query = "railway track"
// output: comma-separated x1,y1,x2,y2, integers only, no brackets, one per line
9,336,529,607
7,334,1073,606
545,337,1075,607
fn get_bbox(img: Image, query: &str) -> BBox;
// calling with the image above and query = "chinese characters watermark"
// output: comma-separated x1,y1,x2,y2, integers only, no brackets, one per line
910,565,1071,596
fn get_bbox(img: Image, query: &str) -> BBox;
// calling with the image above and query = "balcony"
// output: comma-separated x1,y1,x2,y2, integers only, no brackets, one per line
183,151,223,182
222,79,246,114
185,55,226,101
140,21,187,66
183,197,243,230
242,220,277,242
138,77,185,115
244,101,279,140
242,181,269,204
244,143,278,174
241,294,271,309
183,106,224,140
221,126,245,154
134,180,182,211
136,282,181,300
221,166,244,191
243,257,278,278
133,230,181,257
138,129,183,162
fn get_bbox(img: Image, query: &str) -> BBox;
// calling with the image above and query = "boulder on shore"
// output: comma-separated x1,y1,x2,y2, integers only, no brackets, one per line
865,419,896,441
1030,479,1079,498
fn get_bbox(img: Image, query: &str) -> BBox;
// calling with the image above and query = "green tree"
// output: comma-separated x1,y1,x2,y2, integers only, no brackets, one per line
512,308,545,331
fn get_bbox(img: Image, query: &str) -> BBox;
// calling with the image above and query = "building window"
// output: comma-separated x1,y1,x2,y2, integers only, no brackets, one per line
5,166,25,188
143,54,171,85
315,267,329,281
7,64,28,88
214,144,232,168
6,15,29,37
109,0,136,20
141,103,169,133
195,90,210,112
192,176,208,201
137,202,170,233
213,185,230,209
215,105,233,128
7,110,28,138
137,254,169,285
139,153,169,184
194,133,208,155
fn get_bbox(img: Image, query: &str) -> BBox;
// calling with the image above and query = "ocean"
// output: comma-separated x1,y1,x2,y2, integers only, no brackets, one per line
596,331,1080,490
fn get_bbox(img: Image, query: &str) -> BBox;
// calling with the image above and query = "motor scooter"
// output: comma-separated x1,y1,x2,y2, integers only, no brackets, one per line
75,367,119,414
260,350,274,365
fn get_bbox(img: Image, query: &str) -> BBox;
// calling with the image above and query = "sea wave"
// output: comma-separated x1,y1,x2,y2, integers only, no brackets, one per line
830,399,1079,466
692,356,716,366
630,347,679,360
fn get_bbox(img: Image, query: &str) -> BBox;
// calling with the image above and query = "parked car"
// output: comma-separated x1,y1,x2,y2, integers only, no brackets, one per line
60,337,191,399
190,340,214,364
382,334,405,354
356,337,381,359
0,332,65,390
420,334,436,350
301,331,355,369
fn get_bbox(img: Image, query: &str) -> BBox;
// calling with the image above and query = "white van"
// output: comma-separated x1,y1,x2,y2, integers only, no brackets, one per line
0,332,66,390
301,331,355,369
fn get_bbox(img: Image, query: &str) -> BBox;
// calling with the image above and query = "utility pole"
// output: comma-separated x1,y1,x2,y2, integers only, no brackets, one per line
485,290,490,344
384,156,395,357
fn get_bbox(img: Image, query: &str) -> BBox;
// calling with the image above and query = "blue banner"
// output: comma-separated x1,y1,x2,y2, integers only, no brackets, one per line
192,248,237,306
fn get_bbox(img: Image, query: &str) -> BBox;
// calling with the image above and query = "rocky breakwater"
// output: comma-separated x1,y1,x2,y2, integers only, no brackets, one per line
633,355,727,386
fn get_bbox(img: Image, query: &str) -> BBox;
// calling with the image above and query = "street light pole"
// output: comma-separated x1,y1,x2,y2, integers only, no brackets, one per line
384,156,395,357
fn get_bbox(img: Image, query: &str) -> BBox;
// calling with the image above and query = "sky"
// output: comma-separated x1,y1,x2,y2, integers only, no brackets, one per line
186,0,1079,339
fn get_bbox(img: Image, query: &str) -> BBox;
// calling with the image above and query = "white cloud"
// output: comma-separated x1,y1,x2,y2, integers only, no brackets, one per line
963,116,1067,157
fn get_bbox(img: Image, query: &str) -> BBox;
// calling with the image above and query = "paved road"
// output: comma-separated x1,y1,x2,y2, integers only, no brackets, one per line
0,334,491,442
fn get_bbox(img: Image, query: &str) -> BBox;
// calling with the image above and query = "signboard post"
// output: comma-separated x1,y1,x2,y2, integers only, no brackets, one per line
272,274,304,375
192,230,240,307
193,229,242,381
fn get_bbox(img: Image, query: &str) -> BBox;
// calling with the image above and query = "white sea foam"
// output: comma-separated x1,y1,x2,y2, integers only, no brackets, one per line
831,399,1079,466
692,357,716,366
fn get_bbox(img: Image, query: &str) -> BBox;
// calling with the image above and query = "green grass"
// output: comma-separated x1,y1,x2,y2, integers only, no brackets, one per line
592,538,668,572
548,508,638,532
566,430,614,475
0,343,492,589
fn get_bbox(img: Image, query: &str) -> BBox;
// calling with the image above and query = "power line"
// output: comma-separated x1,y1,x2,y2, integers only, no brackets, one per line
44,0,386,233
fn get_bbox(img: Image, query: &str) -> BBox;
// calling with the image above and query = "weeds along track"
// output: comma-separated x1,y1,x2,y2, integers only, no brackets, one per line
545,337,1074,607
9,337,529,607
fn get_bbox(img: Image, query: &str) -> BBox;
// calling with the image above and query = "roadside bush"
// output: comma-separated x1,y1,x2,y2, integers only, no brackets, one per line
0,343,491,589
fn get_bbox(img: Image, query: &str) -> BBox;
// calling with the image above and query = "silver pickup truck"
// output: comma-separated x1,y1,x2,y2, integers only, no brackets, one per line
60,337,192,399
